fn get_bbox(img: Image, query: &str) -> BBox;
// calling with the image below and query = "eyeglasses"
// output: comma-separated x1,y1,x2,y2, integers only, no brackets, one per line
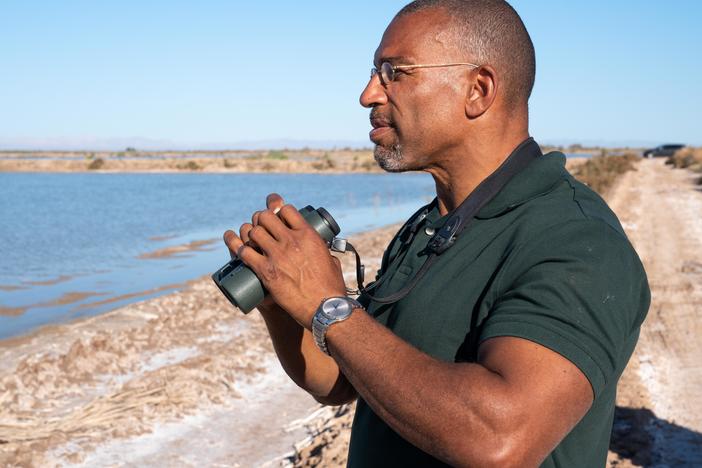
370,61,480,85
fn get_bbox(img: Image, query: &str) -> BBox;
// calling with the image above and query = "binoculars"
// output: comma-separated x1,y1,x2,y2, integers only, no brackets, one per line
211,206,340,313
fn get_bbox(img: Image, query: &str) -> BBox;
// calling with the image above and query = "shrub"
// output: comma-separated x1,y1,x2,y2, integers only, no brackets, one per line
178,161,202,171
266,150,288,160
312,153,336,170
360,160,376,171
573,153,639,195
87,158,105,170
667,147,702,172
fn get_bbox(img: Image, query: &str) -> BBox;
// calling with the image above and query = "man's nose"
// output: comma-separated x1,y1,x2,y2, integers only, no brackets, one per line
359,73,388,108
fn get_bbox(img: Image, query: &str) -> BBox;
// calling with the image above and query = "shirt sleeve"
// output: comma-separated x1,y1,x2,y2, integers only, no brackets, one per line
479,220,650,397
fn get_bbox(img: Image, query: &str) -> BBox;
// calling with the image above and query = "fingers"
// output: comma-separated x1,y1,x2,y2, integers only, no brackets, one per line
252,210,262,227
223,230,244,259
277,204,309,230
236,242,268,276
254,193,285,226
266,193,285,212
247,224,278,254
238,222,264,254
224,193,290,261
256,209,289,240
240,223,253,243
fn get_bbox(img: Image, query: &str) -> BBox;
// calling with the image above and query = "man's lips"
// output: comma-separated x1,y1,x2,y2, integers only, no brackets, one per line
369,116,395,143
369,126,394,143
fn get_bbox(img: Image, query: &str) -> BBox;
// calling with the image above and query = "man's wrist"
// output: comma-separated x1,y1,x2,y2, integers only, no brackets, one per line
256,301,281,316
312,296,365,355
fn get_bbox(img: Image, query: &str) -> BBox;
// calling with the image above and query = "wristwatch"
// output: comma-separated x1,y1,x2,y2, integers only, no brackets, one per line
312,296,364,355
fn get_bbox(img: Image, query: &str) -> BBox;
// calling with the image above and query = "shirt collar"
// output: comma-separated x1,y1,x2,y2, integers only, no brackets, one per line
422,141,568,227
476,150,567,218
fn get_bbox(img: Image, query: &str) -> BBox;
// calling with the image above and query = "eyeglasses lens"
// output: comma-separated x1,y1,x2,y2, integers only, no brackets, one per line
380,62,395,84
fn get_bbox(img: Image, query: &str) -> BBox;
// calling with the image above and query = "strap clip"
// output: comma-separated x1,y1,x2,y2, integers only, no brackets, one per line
427,215,461,254
330,237,348,253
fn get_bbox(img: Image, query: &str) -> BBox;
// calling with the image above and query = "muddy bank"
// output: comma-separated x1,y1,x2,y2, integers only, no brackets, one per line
0,224,397,466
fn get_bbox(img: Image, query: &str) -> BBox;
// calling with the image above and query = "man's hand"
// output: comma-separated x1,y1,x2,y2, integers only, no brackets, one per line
223,193,347,328
223,193,285,312
222,194,356,404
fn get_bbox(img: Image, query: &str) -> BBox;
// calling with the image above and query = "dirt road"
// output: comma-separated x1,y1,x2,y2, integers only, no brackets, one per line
606,159,702,466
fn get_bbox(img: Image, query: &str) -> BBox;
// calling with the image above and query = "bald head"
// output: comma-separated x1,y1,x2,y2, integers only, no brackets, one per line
397,0,535,109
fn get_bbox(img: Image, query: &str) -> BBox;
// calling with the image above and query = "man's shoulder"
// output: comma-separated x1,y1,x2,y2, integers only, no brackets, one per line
492,169,648,300
513,166,628,243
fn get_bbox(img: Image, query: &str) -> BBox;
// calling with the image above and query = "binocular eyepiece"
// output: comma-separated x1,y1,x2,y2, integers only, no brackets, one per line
211,206,340,313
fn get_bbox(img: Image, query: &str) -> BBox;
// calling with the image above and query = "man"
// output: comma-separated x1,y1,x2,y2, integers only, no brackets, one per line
223,0,650,466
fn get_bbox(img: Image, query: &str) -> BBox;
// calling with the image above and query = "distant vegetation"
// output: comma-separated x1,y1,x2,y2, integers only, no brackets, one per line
266,150,288,160
0,148,379,173
87,158,105,170
177,161,202,171
312,153,336,170
667,147,702,173
573,152,640,195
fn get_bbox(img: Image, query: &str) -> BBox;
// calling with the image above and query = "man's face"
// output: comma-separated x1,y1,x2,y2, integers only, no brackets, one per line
360,9,471,172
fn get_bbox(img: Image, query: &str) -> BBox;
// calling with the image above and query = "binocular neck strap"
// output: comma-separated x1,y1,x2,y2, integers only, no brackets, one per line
346,137,543,305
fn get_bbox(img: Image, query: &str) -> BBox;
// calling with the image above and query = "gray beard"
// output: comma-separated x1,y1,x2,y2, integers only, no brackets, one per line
374,143,406,172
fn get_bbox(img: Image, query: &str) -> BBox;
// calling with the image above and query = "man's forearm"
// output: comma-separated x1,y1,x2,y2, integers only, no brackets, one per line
257,303,355,403
325,309,523,467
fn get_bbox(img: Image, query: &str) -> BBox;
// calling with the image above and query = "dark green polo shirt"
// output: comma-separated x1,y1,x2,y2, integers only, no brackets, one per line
348,151,650,467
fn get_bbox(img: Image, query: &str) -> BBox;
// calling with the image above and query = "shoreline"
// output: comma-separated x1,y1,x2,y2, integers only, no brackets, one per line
0,151,591,174
0,223,400,466
0,149,384,174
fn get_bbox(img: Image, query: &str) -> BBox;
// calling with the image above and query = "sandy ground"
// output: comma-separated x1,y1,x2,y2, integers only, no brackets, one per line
0,225,395,467
2,158,700,466
605,159,702,466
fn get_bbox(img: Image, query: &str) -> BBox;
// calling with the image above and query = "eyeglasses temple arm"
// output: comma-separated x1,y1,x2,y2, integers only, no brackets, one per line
393,62,479,70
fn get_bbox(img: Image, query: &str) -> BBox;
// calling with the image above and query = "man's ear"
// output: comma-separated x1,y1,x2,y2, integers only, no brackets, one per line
465,65,498,119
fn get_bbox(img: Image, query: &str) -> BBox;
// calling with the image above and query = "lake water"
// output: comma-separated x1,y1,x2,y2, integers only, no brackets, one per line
0,172,435,339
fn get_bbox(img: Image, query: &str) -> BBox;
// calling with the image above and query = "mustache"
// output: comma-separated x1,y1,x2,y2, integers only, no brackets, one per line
369,109,394,128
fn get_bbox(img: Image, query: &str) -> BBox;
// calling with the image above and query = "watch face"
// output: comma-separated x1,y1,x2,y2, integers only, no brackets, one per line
322,297,352,319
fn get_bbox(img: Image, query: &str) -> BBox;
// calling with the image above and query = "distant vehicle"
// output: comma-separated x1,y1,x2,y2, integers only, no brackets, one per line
643,144,685,158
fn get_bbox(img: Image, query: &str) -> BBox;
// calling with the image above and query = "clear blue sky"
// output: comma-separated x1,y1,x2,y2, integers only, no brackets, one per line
1,0,700,149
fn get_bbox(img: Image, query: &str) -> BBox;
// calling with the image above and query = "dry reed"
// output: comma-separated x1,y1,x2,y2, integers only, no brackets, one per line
572,153,640,195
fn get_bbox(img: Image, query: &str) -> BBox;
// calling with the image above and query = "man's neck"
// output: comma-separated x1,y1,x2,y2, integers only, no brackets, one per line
427,132,531,216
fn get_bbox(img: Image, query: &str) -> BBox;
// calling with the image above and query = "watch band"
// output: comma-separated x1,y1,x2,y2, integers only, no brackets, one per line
312,296,364,355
